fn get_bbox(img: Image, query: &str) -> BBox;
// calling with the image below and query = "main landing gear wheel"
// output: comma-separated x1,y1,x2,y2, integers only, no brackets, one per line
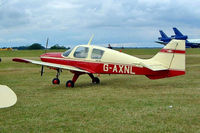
66,80,74,88
52,78,60,85
92,77,100,84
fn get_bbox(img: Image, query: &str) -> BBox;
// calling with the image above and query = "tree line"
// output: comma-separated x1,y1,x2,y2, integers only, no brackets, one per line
11,43,70,50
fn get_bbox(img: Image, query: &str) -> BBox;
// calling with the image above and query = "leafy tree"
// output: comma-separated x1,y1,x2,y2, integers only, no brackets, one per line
28,43,45,50
50,44,67,49
12,46,28,50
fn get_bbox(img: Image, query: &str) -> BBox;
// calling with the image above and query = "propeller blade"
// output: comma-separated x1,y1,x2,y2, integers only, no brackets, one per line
45,37,49,53
41,65,44,76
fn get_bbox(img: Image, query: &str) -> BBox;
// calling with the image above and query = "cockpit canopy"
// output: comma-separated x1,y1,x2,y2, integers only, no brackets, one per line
63,48,72,57
62,46,105,59
91,48,104,59
74,47,89,58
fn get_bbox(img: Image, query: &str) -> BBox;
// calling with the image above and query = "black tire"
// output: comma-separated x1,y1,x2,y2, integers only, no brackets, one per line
92,77,100,84
66,80,74,88
52,78,60,85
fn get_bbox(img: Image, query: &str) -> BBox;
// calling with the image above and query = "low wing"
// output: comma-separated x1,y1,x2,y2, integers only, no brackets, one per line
13,58,89,73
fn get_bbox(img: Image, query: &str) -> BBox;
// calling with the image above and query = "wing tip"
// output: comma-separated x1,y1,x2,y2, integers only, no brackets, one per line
13,58,30,63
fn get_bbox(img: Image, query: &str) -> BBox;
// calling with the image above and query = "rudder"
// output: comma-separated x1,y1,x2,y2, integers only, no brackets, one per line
147,39,185,79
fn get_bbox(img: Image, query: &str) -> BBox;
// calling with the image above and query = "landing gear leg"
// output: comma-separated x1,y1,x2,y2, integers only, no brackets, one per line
52,69,61,85
88,73,100,84
66,72,81,88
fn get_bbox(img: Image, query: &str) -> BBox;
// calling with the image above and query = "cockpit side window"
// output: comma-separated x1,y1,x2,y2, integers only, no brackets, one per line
63,48,72,57
74,46,89,58
91,48,104,59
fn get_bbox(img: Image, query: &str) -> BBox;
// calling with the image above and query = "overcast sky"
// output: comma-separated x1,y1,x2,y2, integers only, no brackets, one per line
0,0,200,47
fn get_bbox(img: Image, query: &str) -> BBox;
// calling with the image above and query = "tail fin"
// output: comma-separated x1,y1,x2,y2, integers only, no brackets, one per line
173,27,183,36
147,39,185,79
159,30,169,38
158,30,171,43
172,27,188,40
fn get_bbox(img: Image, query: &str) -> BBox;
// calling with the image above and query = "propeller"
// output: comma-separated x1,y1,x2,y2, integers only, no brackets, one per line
45,37,49,53
41,37,49,76
41,65,44,76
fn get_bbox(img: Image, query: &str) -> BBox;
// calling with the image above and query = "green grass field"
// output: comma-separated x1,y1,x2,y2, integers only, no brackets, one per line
0,49,200,133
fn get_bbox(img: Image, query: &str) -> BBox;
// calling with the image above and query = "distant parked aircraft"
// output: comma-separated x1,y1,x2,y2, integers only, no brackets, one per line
157,30,171,44
0,48,13,51
156,27,200,48
107,44,112,49
171,27,188,40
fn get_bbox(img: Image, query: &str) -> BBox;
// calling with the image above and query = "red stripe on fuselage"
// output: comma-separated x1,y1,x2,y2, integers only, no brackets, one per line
146,69,185,79
160,49,185,54
40,56,156,75
40,53,185,79
41,52,63,58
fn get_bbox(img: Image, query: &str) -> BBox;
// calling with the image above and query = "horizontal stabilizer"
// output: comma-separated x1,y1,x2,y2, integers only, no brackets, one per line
140,62,168,71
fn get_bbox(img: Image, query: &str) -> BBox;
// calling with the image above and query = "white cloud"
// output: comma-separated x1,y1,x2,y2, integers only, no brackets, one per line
9,38,27,42
47,1,82,9
0,0,200,47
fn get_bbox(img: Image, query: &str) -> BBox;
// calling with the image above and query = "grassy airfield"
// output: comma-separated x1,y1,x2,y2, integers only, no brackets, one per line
0,48,200,133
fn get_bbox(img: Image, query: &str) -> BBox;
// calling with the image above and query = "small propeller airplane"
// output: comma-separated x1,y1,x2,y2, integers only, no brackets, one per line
13,36,185,88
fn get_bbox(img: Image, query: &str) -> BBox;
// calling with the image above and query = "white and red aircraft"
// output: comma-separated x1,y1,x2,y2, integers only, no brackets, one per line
13,38,185,88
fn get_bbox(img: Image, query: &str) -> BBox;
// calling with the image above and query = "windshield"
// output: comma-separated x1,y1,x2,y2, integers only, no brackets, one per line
63,48,72,57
